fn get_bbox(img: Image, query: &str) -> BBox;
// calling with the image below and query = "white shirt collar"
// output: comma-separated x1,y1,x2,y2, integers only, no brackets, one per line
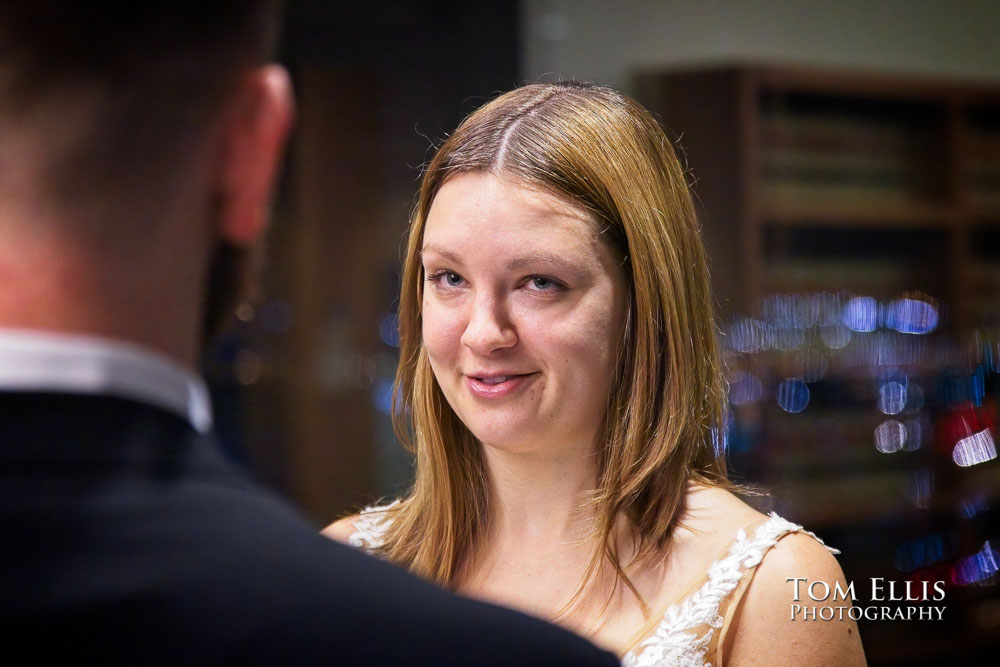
0,328,212,433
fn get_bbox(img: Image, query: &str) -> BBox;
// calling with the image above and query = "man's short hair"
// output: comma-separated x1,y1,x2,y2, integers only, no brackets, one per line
0,1,282,224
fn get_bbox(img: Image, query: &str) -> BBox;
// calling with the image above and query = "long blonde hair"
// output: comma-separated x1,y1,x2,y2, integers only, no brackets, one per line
380,81,728,610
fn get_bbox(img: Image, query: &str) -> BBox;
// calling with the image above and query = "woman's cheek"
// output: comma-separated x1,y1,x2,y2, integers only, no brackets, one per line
422,301,465,361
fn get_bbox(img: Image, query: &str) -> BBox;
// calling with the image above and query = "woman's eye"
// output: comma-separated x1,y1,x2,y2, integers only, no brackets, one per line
427,270,465,289
527,276,562,291
532,277,552,289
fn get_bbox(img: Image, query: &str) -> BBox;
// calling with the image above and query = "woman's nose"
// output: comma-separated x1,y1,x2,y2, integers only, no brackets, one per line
460,294,517,354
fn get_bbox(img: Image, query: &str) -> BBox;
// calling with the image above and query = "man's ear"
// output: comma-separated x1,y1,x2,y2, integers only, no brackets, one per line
216,64,294,245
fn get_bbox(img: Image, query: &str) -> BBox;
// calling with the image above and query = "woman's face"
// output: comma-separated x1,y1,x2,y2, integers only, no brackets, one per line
420,172,627,457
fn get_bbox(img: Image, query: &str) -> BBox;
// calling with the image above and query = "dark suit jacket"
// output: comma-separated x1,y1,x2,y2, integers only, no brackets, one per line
0,392,619,666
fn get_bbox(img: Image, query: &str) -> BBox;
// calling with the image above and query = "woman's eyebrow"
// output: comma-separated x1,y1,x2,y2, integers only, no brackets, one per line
506,252,580,271
419,245,463,265
421,246,589,277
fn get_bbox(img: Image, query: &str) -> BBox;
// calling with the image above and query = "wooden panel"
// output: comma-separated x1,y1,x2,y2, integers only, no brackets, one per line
636,68,750,317
263,66,383,522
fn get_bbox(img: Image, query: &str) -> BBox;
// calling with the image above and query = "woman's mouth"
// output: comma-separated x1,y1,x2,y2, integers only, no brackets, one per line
466,372,537,398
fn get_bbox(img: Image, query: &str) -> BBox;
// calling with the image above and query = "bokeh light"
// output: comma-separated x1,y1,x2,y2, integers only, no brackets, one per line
379,312,400,347
776,378,809,413
952,542,1000,586
952,428,998,467
884,296,938,334
894,532,956,572
958,491,990,519
729,371,764,406
843,296,878,333
820,324,852,349
875,420,906,453
371,377,395,415
878,381,908,415
729,317,772,353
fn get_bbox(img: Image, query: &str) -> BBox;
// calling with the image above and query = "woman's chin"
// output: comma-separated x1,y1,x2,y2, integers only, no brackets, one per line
471,428,542,456
473,428,584,459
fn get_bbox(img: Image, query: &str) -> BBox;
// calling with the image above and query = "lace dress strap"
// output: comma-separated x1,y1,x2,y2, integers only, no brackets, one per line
710,515,835,666
347,500,400,552
623,513,837,667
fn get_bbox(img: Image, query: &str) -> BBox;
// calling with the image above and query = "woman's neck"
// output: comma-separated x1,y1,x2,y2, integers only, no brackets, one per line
460,444,654,645
482,443,601,548
454,443,608,610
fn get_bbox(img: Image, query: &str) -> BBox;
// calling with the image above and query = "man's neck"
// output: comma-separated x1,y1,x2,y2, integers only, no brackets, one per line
0,232,204,370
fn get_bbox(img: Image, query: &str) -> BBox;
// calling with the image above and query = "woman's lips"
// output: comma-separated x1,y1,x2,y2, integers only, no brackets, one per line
466,373,537,398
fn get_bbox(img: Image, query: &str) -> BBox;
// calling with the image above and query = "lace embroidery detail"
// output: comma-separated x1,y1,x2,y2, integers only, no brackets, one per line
347,501,400,551
622,513,837,667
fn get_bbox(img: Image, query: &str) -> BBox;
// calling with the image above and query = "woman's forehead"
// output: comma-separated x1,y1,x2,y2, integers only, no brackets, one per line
422,172,599,253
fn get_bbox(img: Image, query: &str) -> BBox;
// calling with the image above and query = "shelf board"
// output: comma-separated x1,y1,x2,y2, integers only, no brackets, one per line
752,64,966,103
760,200,955,227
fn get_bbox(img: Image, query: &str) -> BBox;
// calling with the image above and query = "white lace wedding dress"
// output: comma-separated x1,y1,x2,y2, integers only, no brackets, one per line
348,505,835,667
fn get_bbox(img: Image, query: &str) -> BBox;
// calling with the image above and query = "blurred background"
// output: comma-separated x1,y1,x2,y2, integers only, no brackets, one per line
204,1,1000,664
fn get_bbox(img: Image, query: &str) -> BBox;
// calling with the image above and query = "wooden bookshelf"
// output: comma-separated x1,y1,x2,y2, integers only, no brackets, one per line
634,64,1000,330
635,65,1000,666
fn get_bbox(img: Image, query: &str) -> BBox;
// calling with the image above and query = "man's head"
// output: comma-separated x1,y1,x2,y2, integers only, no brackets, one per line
0,2,294,360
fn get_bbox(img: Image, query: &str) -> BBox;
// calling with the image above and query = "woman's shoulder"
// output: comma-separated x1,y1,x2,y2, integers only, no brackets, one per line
681,485,842,575
680,485,844,604
620,486,844,662
722,530,866,665
322,501,401,549
676,484,769,547
321,516,360,543
627,485,866,664
684,486,868,665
